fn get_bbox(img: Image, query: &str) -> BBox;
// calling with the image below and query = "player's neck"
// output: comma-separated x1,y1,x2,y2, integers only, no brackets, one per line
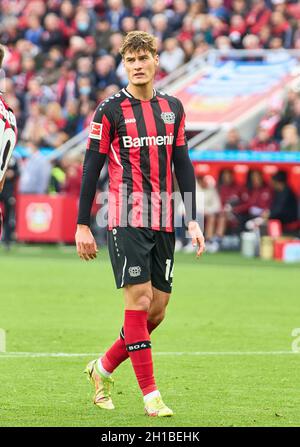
126,83,154,101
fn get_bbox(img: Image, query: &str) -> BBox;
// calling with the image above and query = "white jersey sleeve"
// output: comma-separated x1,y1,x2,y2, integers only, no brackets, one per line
0,96,17,183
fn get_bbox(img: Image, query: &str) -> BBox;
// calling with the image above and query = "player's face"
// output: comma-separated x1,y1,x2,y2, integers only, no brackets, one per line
123,50,159,87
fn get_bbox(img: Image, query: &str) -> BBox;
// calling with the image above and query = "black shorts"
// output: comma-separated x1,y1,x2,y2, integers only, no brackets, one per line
107,226,175,293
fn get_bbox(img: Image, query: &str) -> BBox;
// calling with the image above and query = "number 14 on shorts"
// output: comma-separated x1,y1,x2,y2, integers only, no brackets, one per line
165,259,174,282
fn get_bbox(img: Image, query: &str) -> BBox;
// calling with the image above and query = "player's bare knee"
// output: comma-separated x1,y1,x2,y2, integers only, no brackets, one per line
140,288,153,310
125,283,153,311
136,295,152,311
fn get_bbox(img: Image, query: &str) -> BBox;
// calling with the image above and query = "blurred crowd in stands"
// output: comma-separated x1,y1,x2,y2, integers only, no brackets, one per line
2,0,300,149
224,89,300,152
176,167,299,252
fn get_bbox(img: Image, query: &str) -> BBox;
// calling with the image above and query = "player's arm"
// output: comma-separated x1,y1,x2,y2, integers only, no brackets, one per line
0,171,7,192
76,106,113,261
0,46,17,194
173,100,205,257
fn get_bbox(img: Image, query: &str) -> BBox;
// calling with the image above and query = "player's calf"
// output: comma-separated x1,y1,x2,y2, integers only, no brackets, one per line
147,310,166,327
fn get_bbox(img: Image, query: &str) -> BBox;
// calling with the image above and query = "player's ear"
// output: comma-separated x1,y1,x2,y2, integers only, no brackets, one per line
155,54,159,67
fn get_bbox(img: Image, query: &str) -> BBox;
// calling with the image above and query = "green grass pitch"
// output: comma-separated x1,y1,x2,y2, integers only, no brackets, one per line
0,244,300,427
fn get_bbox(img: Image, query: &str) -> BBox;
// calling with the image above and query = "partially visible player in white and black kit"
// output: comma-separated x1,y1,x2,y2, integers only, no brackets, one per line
0,45,18,238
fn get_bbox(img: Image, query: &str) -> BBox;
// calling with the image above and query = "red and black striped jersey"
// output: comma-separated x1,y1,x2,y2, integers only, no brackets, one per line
86,88,187,232
0,96,17,183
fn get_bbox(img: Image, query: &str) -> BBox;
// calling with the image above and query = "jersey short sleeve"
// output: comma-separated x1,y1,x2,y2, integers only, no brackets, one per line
174,99,187,149
0,98,17,183
86,104,115,154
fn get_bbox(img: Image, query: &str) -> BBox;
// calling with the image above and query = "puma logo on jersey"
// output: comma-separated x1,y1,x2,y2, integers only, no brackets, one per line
125,118,136,124
122,133,174,148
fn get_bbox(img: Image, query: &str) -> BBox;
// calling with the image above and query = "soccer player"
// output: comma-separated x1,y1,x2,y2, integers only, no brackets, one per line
0,45,18,238
75,31,205,417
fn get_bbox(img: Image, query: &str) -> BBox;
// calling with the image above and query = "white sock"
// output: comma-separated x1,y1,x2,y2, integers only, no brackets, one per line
96,358,111,377
143,390,161,403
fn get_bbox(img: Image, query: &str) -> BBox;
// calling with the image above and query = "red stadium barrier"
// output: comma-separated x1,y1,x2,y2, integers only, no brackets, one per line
16,194,78,243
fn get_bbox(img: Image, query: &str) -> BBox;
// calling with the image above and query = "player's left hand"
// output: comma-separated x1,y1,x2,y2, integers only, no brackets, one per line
187,221,205,257
75,224,98,261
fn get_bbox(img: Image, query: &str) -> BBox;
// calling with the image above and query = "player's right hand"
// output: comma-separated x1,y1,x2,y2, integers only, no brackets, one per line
75,225,98,261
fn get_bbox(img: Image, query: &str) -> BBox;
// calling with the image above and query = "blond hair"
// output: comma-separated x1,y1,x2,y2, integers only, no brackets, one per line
120,31,157,58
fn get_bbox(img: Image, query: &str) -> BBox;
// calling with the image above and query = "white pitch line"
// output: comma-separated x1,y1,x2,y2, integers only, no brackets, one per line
0,351,298,358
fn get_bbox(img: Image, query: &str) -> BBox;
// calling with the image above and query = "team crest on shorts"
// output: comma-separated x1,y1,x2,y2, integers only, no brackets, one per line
89,122,103,140
161,112,175,125
128,266,141,277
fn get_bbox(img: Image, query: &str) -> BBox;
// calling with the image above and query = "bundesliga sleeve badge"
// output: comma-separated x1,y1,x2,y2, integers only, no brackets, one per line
89,121,103,140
